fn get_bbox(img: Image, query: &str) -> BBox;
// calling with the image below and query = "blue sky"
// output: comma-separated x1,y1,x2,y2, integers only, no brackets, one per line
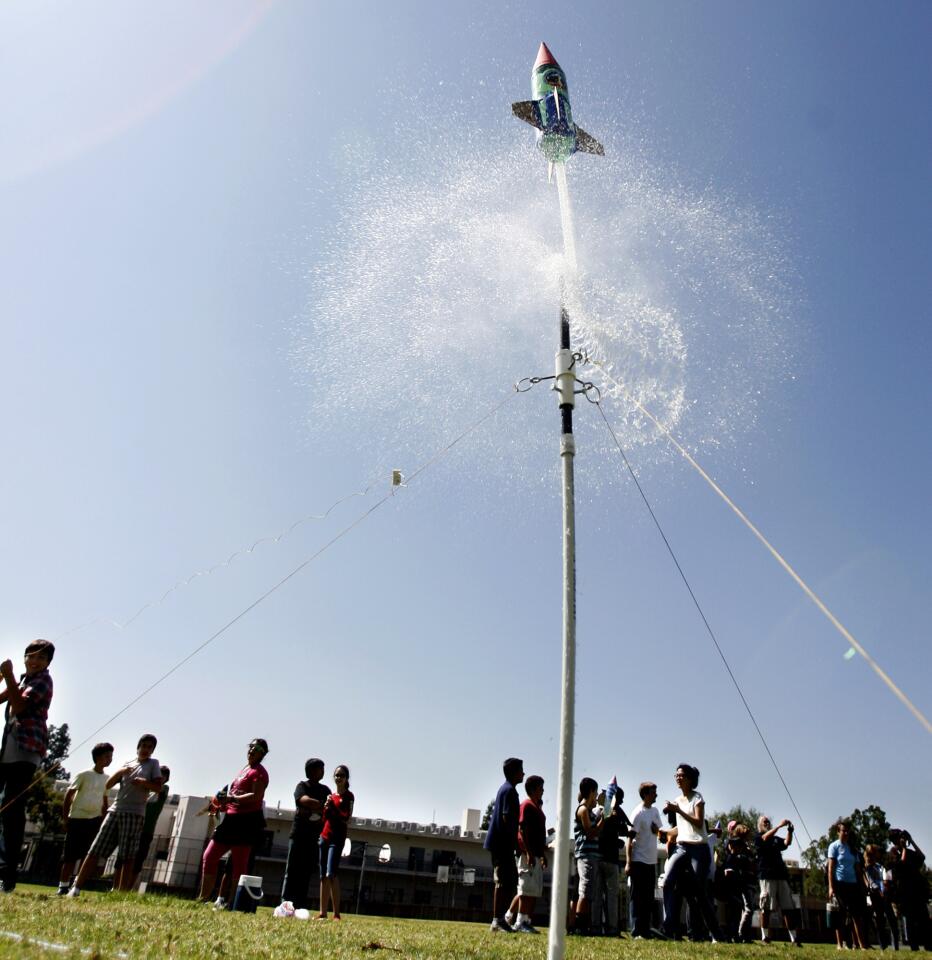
2,0,930,856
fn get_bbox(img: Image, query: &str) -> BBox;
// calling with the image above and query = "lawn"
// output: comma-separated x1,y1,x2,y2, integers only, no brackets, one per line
0,887,863,959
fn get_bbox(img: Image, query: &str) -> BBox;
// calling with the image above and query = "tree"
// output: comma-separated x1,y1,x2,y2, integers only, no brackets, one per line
480,800,494,831
25,722,71,836
709,804,765,834
43,723,71,782
801,805,891,900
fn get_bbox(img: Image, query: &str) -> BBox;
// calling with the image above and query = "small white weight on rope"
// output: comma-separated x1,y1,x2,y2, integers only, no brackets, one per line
391,469,404,488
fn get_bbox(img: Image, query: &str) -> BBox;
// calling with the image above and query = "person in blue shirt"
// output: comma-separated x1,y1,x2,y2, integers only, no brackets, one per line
827,819,868,949
484,756,524,933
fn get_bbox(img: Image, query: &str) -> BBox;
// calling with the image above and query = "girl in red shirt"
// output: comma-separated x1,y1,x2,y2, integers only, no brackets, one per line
316,764,354,920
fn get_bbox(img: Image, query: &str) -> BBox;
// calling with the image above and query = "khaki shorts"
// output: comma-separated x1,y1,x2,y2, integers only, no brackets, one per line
760,878,796,912
517,854,543,898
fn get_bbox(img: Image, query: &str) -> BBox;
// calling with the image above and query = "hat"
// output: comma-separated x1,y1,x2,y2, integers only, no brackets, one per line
727,819,738,833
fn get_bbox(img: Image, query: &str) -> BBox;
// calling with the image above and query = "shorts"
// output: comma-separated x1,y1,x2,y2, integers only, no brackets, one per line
213,809,265,847
517,854,543,898
63,817,103,863
88,811,145,862
834,881,866,918
576,857,599,900
319,838,342,879
760,878,796,912
490,851,518,891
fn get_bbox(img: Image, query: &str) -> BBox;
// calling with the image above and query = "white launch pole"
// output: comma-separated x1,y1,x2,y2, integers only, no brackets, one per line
547,291,577,960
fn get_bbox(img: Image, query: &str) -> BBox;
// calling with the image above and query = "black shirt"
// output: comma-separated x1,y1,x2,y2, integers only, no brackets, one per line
598,808,632,865
754,832,789,881
290,779,332,838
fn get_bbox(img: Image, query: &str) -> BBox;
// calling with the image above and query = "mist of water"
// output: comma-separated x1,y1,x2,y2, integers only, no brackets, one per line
295,115,798,493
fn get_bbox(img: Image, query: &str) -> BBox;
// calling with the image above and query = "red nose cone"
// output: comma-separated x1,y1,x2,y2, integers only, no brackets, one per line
534,41,559,71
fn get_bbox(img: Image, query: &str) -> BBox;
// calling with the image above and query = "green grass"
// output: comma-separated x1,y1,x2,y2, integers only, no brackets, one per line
0,886,878,959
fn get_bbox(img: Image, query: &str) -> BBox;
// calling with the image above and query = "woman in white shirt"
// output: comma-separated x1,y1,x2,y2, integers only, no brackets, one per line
661,764,722,942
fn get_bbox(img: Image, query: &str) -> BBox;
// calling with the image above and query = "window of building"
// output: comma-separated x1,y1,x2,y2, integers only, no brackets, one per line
408,847,425,871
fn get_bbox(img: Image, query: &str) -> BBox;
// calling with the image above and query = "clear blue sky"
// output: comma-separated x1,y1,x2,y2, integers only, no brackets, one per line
2,0,930,856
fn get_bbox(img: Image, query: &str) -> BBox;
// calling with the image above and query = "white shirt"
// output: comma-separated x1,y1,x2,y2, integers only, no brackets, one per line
630,802,663,864
673,790,707,843
67,769,108,820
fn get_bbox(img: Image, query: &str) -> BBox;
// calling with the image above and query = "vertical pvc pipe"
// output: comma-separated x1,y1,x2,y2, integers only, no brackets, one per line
547,297,576,960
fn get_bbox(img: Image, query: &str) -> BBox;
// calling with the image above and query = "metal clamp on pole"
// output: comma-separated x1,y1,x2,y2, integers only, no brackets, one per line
553,348,576,409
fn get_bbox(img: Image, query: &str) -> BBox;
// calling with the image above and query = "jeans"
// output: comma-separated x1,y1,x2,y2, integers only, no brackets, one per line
662,842,721,940
0,761,37,890
597,861,620,934
280,828,320,908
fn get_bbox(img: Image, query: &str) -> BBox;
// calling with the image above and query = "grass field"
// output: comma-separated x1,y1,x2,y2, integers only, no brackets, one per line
0,886,880,959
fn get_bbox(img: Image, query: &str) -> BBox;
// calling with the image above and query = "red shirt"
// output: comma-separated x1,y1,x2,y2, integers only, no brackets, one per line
224,763,268,815
518,798,547,858
320,790,354,844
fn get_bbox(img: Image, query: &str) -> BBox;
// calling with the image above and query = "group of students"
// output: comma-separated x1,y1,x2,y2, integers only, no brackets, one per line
62,735,357,921
59,733,168,897
0,639,927,949
0,639,359,915
0,640,169,898
192,742,356,919
483,757,929,949
826,822,929,951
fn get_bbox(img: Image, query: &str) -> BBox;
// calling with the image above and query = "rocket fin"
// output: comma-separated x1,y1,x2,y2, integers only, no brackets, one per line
575,126,605,156
511,100,543,130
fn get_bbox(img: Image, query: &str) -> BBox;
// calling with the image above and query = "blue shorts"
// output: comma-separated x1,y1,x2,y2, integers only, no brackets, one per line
319,838,341,879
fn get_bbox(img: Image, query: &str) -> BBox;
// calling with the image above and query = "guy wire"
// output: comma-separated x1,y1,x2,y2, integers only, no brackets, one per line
596,400,813,846
1,389,517,817
592,361,931,739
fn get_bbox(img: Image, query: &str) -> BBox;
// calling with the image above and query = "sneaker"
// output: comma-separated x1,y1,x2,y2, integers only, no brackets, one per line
211,897,226,911
66,886,80,898
490,918,514,933
57,885,69,896
516,921,539,934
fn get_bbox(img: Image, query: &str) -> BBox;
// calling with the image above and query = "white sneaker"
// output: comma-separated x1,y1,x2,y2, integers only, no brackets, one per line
490,918,514,933
211,897,226,910
516,921,539,934
66,886,80,898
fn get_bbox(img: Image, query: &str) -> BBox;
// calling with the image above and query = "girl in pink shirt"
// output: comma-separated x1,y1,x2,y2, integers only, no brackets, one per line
197,738,269,906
